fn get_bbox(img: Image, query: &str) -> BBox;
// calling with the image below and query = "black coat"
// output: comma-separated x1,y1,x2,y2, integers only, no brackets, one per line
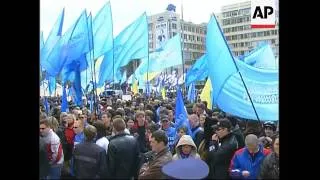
39,137,50,178
232,125,245,149
73,142,108,179
207,133,239,179
192,126,204,148
106,133,140,179
258,152,279,179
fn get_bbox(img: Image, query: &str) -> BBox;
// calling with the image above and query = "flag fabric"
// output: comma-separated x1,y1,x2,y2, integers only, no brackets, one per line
47,74,56,96
92,2,113,60
61,85,68,112
185,54,208,86
44,97,50,115
240,43,277,70
132,79,139,94
161,87,166,99
187,83,196,103
135,34,182,77
40,8,65,65
120,70,127,84
206,15,278,121
174,87,192,136
200,78,212,109
42,10,90,77
98,12,148,86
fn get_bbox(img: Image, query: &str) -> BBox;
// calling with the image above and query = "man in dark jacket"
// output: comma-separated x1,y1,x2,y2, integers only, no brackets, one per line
227,115,245,149
207,119,239,179
40,137,50,179
73,125,108,179
106,117,141,179
189,114,204,148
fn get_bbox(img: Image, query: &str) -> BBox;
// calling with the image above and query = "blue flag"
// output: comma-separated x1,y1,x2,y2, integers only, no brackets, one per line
92,2,113,60
120,70,127,85
73,63,83,106
185,54,208,86
98,12,148,85
42,10,90,77
241,43,277,70
44,97,50,115
61,85,68,112
187,83,196,103
40,8,65,65
174,87,192,136
206,15,278,121
47,74,56,96
136,34,182,76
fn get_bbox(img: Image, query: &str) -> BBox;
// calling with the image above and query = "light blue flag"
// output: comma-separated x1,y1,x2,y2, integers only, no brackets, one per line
187,83,196,103
241,43,277,70
92,2,113,60
73,63,83,106
41,8,65,64
174,87,192,136
44,97,50,115
61,85,68,112
120,70,127,84
98,12,148,85
206,15,278,121
42,10,90,77
135,34,182,78
47,74,56,96
185,54,208,86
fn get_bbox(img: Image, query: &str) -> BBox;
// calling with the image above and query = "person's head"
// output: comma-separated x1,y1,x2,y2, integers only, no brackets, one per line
213,119,232,139
40,119,50,137
168,110,174,122
199,115,206,128
47,116,59,132
196,103,205,116
40,112,47,121
147,123,160,140
273,134,279,156
150,130,168,153
202,101,208,109
192,104,197,113
177,135,196,155
112,118,126,134
145,110,154,123
125,116,135,130
78,114,87,125
189,114,199,128
177,126,188,138
93,120,107,140
101,112,112,127
60,112,68,126
245,134,259,153
83,125,97,142
116,108,125,117
66,114,76,128
263,121,276,137
135,111,145,125
73,120,84,134
139,103,144,110
161,115,170,130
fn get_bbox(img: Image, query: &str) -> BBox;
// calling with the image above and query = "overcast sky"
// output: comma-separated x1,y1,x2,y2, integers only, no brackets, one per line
40,0,250,40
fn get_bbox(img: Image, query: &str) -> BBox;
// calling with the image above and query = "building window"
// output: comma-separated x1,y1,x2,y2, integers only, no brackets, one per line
197,36,200,41
188,35,192,40
271,39,276,44
240,42,244,47
251,32,256,38
173,32,177,37
172,23,177,29
184,34,187,40
188,27,191,32
184,26,187,31
196,28,199,33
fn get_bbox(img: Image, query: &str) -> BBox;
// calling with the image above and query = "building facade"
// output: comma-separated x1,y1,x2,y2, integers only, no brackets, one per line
147,7,206,76
217,1,279,58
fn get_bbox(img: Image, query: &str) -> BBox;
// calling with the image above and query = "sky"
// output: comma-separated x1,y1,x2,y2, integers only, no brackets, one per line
40,0,250,40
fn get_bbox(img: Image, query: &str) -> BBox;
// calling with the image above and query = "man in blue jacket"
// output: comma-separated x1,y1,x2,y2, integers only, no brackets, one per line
229,134,271,179
160,115,176,152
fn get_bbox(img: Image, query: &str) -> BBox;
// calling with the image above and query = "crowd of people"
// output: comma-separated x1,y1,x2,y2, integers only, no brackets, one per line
39,93,279,179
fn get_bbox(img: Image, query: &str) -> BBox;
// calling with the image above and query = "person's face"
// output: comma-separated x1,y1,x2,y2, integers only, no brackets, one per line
273,137,279,155
127,119,134,129
182,145,192,155
178,130,186,138
73,121,82,134
139,103,144,110
189,116,198,128
145,116,151,123
215,127,228,139
137,114,145,125
150,137,163,153
40,124,50,137
246,143,259,154
196,107,204,115
264,127,274,137
66,115,74,125
162,120,170,129
102,114,111,127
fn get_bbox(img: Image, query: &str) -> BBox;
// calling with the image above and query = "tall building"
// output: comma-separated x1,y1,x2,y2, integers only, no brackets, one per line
217,1,279,58
147,5,206,76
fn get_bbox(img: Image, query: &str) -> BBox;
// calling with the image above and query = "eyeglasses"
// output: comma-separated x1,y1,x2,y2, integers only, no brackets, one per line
40,128,46,130
73,127,79,129
79,116,84,119
216,128,224,131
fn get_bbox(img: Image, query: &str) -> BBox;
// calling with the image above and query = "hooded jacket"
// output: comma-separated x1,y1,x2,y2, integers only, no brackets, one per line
173,135,201,160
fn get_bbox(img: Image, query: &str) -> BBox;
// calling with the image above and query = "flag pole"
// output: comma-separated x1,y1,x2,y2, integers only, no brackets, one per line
212,13,261,123
146,12,150,98
180,1,186,96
